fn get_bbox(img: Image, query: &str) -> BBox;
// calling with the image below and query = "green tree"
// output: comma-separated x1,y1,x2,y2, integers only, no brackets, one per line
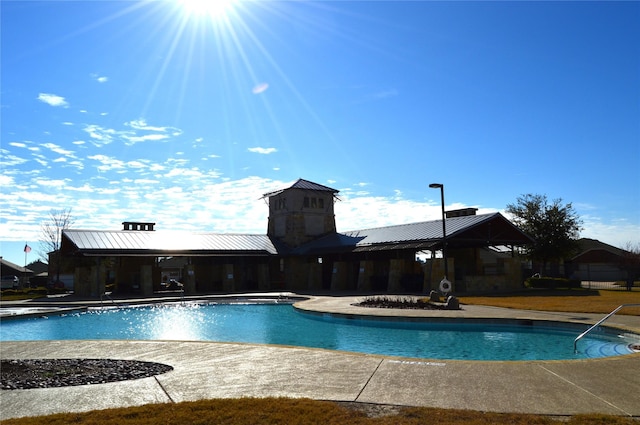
506,194,582,276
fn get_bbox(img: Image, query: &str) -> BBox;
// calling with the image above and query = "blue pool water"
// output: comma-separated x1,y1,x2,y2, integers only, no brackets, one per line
1,303,637,361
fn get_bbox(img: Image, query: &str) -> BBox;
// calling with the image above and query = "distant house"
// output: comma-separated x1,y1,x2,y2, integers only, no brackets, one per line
26,260,49,287
27,260,49,275
566,238,630,282
60,179,534,297
0,258,33,287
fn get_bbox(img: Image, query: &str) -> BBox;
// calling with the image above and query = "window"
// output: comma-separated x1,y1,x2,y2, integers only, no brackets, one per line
274,197,287,210
303,196,324,209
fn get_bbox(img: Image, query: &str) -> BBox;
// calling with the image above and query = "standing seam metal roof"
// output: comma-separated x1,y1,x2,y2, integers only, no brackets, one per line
62,213,530,256
62,230,279,255
292,213,531,254
262,178,339,198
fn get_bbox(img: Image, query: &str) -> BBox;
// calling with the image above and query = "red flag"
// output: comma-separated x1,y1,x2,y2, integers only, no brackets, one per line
24,244,31,253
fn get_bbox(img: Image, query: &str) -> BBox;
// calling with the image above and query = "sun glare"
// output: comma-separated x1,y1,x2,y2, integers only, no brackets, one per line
178,0,236,19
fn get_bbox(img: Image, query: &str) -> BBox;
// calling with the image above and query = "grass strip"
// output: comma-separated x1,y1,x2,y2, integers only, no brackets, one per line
2,398,638,425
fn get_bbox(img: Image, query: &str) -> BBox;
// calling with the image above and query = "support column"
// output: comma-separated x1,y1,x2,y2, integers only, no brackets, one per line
331,261,348,291
140,265,153,296
183,264,195,294
429,258,455,292
258,263,270,291
222,263,235,292
83,258,107,298
357,260,374,291
307,262,323,290
388,259,404,293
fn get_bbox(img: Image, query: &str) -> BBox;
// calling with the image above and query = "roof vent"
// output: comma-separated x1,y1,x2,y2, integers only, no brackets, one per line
445,208,478,218
122,221,155,231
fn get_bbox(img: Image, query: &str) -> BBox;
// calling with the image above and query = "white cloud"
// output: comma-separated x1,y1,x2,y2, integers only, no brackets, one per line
90,73,108,83
68,160,85,170
125,119,166,132
122,133,170,144
84,124,116,146
84,121,182,146
248,147,277,154
88,154,126,172
41,142,74,156
0,174,14,186
37,93,69,108
0,152,29,166
35,178,68,188
33,156,48,167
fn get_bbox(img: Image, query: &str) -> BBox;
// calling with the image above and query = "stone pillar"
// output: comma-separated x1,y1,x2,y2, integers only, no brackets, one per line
429,258,455,291
388,259,404,293
222,263,235,292
74,267,88,297
140,264,153,296
330,261,348,291
357,260,374,291
183,264,195,294
258,263,270,291
83,259,107,298
504,258,522,291
307,262,323,290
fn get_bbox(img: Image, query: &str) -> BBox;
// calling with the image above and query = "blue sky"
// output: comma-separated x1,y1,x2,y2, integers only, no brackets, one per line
1,0,639,266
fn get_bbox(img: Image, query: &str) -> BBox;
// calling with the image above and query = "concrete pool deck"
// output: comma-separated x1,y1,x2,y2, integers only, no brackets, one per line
1,294,639,420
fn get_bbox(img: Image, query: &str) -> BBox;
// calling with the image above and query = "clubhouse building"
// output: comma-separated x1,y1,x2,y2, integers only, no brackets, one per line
60,179,534,297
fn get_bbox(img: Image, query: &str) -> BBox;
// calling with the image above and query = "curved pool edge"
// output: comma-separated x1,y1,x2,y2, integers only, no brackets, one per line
293,295,640,333
293,295,640,359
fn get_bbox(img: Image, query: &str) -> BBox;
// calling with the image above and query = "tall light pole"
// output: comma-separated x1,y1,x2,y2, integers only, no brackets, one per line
429,183,448,282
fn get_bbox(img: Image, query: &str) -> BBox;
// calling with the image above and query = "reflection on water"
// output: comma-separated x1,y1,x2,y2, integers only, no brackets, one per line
0,303,636,361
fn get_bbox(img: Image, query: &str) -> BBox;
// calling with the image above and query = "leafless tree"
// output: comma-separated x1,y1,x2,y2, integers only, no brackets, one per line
40,208,74,283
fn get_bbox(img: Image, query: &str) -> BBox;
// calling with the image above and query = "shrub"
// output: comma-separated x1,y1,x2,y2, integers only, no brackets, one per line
27,287,49,296
526,277,581,289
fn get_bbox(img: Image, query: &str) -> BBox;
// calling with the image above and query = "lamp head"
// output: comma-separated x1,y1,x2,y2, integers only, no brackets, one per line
429,183,443,189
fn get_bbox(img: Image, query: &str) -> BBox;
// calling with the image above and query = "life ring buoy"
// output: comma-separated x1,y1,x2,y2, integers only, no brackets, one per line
439,279,452,294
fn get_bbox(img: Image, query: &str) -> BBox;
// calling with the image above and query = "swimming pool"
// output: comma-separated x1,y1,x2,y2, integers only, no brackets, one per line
1,302,637,361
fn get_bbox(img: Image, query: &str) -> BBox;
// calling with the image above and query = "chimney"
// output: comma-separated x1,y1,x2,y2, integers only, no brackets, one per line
445,208,478,218
122,221,155,231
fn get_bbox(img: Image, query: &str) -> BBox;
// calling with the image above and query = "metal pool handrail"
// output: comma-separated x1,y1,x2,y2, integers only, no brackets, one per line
574,303,640,353
100,291,117,307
